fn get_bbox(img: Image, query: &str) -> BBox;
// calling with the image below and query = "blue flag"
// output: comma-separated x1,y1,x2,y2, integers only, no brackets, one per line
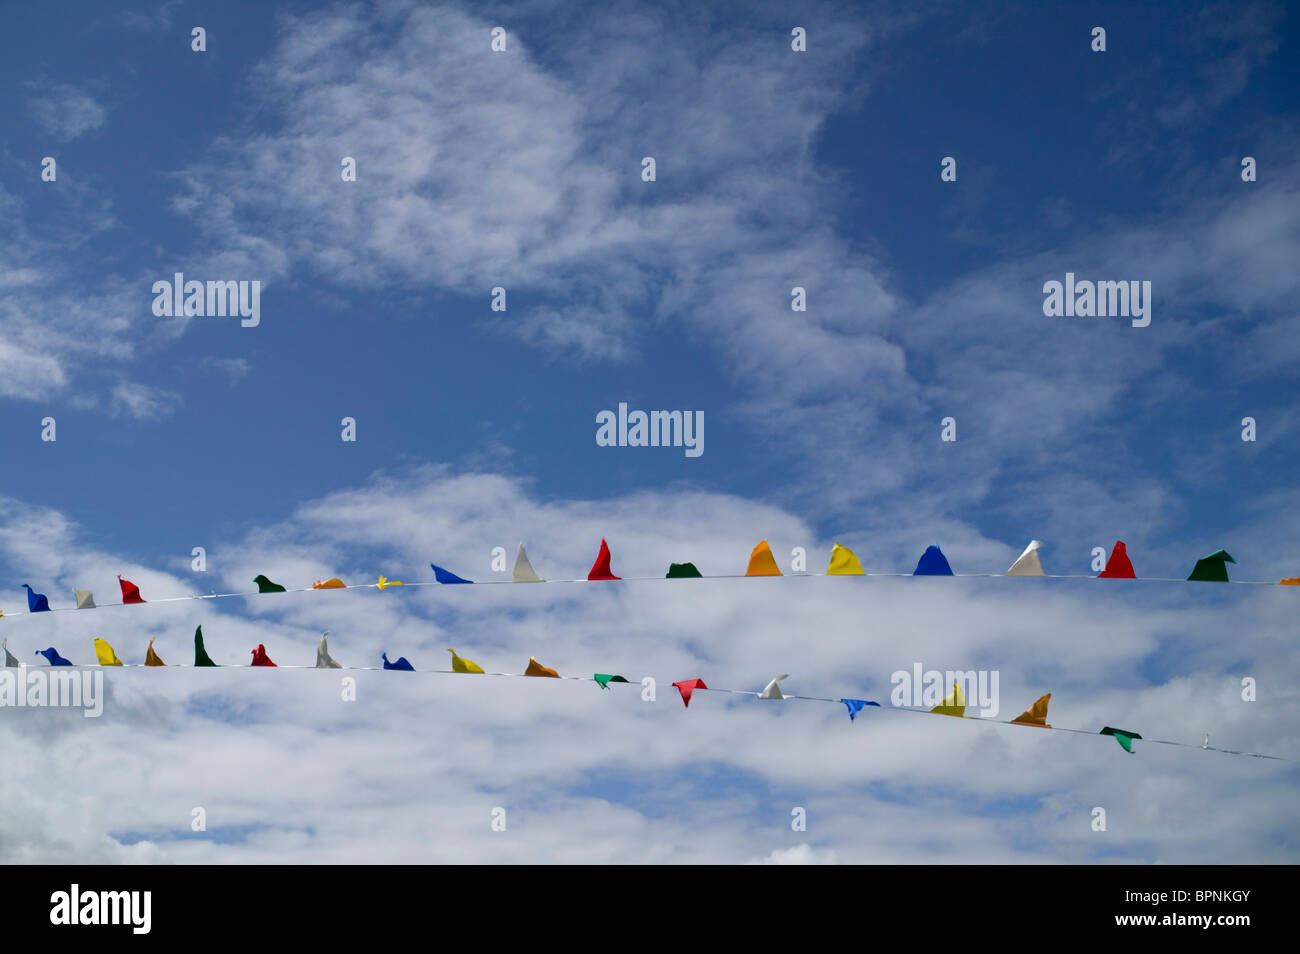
23,584,51,612
36,647,73,666
841,698,880,721
431,563,473,584
382,652,415,671
912,545,954,576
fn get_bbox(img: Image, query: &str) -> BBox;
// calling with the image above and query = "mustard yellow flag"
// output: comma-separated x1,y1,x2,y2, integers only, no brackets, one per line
448,648,485,673
930,682,966,717
1010,692,1051,727
94,638,124,666
145,637,166,667
826,543,865,575
746,539,782,576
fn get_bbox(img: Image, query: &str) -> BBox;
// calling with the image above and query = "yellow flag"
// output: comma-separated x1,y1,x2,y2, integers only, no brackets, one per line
826,542,865,576
930,682,966,717
525,656,559,677
746,539,782,576
145,637,166,667
1010,692,1051,727
94,638,124,666
448,648,485,674
377,575,404,589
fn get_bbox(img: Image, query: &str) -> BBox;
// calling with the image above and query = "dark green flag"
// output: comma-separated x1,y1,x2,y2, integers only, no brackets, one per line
594,673,630,689
254,574,287,593
666,562,702,578
1187,549,1235,582
194,626,219,666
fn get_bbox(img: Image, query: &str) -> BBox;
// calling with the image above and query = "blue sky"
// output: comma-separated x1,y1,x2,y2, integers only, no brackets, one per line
0,0,1297,863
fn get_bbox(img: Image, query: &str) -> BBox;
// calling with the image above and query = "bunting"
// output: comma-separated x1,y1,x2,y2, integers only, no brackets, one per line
118,575,145,603
512,544,544,583
1010,693,1051,728
36,647,72,666
1188,549,1234,582
3,638,18,667
145,638,165,667
841,698,880,721
745,540,781,576
1006,540,1046,577
666,562,702,578
316,634,342,669
448,648,484,673
913,545,954,576
826,543,865,576
382,652,414,671
1100,726,1142,753
930,682,965,717
594,673,629,689
255,575,286,593
250,644,276,667
313,578,346,589
525,656,559,677
194,626,218,666
758,674,789,699
431,563,472,584
1098,541,1137,579
587,538,620,581
93,638,124,666
23,585,50,613
74,589,96,609
673,677,707,707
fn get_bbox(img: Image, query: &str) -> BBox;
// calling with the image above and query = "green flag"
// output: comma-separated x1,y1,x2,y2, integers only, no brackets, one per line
1100,726,1142,753
1187,549,1235,582
594,673,630,689
254,574,287,593
194,626,219,666
666,562,702,579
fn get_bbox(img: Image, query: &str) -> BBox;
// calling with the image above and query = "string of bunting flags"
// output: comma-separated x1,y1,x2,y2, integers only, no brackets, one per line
4,538,1297,620
0,629,1288,762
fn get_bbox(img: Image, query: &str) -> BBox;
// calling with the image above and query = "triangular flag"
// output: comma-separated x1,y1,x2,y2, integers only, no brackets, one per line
1100,726,1142,753
913,545,954,576
1280,577,1300,585
1187,549,1235,582
254,574,286,593
666,562,702,578
587,538,620,580
826,543,865,576
1006,540,1046,577
118,575,145,603
525,656,559,677
1098,541,1137,579
376,575,404,589
431,563,473,584
448,648,485,673
145,637,166,667
841,698,880,721
250,644,276,666
312,578,346,589
194,626,218,666
1010,692,1051,728
594,673,629,689
316,634,342,668
3,638,20,667
93,638,124,666
36,647,72,666
23,584,51,612
745,540,782,576
74,589,96,609
930,682,966,717
512,543,544,582
672,677,707,707
382,652,415,671
758,674,789,699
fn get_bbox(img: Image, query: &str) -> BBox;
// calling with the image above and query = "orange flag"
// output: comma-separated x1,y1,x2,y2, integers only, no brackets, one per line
313,578,346,589
525,656,559,677
1010,692,1051,728
745,540,782,576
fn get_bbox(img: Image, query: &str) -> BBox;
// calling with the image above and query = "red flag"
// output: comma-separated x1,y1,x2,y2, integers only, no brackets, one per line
587,538,621,580
1098,541,1137,579
673,678,707,708
250,644,277,666
118,574,146,603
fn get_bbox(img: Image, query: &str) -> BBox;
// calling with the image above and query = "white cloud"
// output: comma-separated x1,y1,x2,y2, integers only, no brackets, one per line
25,83,107,141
